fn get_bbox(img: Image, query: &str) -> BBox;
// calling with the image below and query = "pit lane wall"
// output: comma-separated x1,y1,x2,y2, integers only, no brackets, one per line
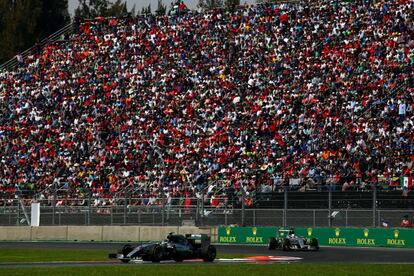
218,226,414,248
0,226,217,242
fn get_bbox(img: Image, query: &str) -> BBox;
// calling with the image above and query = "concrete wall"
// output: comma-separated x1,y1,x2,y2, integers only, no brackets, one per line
67,226,103,241
139,226,179,241
102,226,140,242
0,227,31,241
0,226,217,242
31,226,68,241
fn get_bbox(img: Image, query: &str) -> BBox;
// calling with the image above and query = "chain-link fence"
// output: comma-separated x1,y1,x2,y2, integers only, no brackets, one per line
0,205,412,228
1,190,413,228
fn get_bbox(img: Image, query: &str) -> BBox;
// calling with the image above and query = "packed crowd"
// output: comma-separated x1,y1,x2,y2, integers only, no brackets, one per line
0,0,413,207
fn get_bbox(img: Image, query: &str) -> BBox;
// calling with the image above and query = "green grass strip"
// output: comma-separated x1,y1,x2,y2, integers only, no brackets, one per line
0,248,249,263
0,249,107,263
1,264,414,276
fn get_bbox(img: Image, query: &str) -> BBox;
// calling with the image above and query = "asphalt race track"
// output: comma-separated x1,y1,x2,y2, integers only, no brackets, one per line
1,242,414,267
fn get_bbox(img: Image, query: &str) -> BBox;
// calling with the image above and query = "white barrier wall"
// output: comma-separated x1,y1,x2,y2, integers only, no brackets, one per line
0,226,217,242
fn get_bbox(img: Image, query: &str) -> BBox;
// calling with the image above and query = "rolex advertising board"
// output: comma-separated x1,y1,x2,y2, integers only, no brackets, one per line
218,226,414,248
295,227,414,248
218,226,277,244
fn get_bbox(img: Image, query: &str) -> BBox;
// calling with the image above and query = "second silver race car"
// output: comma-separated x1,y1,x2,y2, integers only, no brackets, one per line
268,229,319,251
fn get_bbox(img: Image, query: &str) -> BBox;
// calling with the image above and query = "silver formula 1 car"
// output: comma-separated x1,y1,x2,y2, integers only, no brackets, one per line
268,229,319,251
109,233,216,263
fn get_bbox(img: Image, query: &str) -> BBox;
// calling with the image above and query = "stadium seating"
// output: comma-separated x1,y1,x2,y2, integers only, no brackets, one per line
0,0,413,206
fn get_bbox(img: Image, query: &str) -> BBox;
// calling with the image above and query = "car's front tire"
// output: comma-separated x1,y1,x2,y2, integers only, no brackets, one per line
173,256,184,262
119,244,133,263
151,245,163,263
268,237,278,250
172,248,183,262
310,238,319,250
282,238,291,251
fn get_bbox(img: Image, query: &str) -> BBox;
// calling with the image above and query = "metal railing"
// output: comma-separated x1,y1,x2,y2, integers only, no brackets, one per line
1,188,413,227
0,22,74,72
1,204,411,228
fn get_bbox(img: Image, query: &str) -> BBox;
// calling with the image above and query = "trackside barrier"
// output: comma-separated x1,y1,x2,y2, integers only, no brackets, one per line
218,226,277,244
295,227,414,248
218,226,414,248
0,227,32,241
0,226,217,242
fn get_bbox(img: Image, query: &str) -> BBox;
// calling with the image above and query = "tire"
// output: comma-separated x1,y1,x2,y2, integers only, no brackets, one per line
172,248,183,263
268,237,277,250
201,245,216,262
282,238,291,251
120,244,133,255
173,256,184,262
310,238,319,250
119,244,133,263
151,245,163,263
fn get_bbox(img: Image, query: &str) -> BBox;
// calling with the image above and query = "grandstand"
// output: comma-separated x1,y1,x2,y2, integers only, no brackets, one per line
0,0,413,216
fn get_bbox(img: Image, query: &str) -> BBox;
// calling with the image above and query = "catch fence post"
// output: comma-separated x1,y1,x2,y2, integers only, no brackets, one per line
372,183,377,227
123,193,128,225
195,196,199,225
161,197,165,226
201,190,205,226
138,206,141,224
16,199,20,225
345,210,348,227
283,184,288,227
52,181,57,225
377,210,381,227
241,190,245,227
328,181,332,227
224,203,228,225
253,209,256,227
313,209,316,227
87,190,91,225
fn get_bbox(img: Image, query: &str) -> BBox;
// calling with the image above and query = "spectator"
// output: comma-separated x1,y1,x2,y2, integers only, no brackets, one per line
0,0,412,206
400,215,411,228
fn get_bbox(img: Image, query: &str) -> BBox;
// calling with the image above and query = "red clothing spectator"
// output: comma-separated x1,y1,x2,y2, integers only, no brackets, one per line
184,197,192,209
401,217,411,228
